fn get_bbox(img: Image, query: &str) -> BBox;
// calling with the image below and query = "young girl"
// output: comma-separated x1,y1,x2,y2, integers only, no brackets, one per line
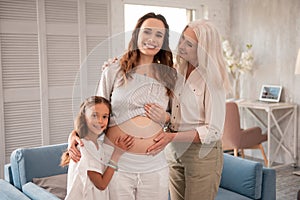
61,96,134,200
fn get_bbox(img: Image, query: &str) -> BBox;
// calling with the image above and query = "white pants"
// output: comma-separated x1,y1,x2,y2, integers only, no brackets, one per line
109,167,169,200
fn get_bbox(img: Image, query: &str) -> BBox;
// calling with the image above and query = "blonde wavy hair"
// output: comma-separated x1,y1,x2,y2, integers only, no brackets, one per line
176,19,231,93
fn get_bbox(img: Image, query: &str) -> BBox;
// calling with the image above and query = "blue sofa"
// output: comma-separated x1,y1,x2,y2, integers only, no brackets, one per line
216,153,276,200
0,179,31,200
5,143,68,200
5,144,275,200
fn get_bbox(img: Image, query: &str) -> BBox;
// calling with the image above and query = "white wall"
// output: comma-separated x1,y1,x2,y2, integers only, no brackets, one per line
230,0,300,166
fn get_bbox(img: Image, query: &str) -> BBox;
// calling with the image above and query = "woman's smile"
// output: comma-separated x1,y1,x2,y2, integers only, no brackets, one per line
143,41,157,49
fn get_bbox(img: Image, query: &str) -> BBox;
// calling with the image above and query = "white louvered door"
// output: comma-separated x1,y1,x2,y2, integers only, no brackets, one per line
0,0,110,178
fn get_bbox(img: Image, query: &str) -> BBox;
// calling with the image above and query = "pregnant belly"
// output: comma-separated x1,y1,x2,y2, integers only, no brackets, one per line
104,116,162,154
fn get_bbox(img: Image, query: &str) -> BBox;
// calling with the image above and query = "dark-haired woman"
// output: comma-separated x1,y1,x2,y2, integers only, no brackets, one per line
68,12,176,200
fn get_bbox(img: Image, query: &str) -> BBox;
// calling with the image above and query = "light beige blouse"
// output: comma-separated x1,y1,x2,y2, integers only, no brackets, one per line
170,66,223,144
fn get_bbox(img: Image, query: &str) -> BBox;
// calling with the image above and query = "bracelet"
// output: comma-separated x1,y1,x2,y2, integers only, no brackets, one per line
109,159,117,166
107,160,118,171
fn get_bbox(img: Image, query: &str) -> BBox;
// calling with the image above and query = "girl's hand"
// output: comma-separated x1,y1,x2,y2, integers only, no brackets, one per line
146,131,174,155
114,135,135,151
110,135,134,162
144,103,170,126
68,130,83,163
101,57,118,70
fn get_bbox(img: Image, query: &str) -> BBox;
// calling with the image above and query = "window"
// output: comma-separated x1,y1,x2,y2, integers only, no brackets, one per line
124,4,195,50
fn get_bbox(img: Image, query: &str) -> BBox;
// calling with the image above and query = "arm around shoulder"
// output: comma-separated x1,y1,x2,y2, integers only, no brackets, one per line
97,62,122,100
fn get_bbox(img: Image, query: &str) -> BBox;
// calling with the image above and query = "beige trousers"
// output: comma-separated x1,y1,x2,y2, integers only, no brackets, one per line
167,141,223,200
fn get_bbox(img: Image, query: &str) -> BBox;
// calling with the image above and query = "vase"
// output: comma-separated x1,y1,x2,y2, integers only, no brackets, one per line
233,78,240,99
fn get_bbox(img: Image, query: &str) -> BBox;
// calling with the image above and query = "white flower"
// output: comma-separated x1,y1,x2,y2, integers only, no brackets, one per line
222,40,254,80
222,40,233,55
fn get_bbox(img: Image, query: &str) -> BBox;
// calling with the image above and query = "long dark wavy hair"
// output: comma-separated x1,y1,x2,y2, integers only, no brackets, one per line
119,12,176,97
60,96,111,167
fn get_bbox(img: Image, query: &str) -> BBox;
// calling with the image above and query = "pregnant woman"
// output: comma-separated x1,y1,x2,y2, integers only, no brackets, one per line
68,12,176,200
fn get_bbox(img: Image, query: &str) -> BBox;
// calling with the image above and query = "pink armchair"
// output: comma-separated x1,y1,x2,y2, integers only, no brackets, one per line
222,102,268,166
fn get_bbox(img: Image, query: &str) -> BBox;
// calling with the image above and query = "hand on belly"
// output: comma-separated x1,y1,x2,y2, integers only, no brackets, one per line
105,116,162,154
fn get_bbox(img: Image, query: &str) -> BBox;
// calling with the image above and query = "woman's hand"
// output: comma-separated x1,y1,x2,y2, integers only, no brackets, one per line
67,130,83,163
144,103,170,126
146,131,175,155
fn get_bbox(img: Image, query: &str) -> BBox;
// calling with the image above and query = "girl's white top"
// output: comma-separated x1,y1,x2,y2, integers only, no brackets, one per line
65,139,108,200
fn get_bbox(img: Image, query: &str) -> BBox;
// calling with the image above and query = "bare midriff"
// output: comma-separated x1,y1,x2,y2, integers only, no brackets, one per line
104,116,162,154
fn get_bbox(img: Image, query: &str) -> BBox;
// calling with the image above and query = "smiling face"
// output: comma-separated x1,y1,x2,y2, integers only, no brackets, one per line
85,103,110,136
137,18,166,57
178,27,198,66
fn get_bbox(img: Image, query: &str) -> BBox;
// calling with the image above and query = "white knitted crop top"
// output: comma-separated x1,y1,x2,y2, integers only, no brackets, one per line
97,62,169,127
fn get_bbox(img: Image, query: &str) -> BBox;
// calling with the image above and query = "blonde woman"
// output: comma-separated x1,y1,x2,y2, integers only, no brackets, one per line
146,19,231,200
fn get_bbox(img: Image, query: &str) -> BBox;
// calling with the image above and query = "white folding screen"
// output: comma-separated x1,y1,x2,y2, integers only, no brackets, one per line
0,0,110,178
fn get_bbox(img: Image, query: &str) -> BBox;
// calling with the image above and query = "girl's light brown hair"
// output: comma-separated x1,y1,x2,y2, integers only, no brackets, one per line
60,96,111,167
